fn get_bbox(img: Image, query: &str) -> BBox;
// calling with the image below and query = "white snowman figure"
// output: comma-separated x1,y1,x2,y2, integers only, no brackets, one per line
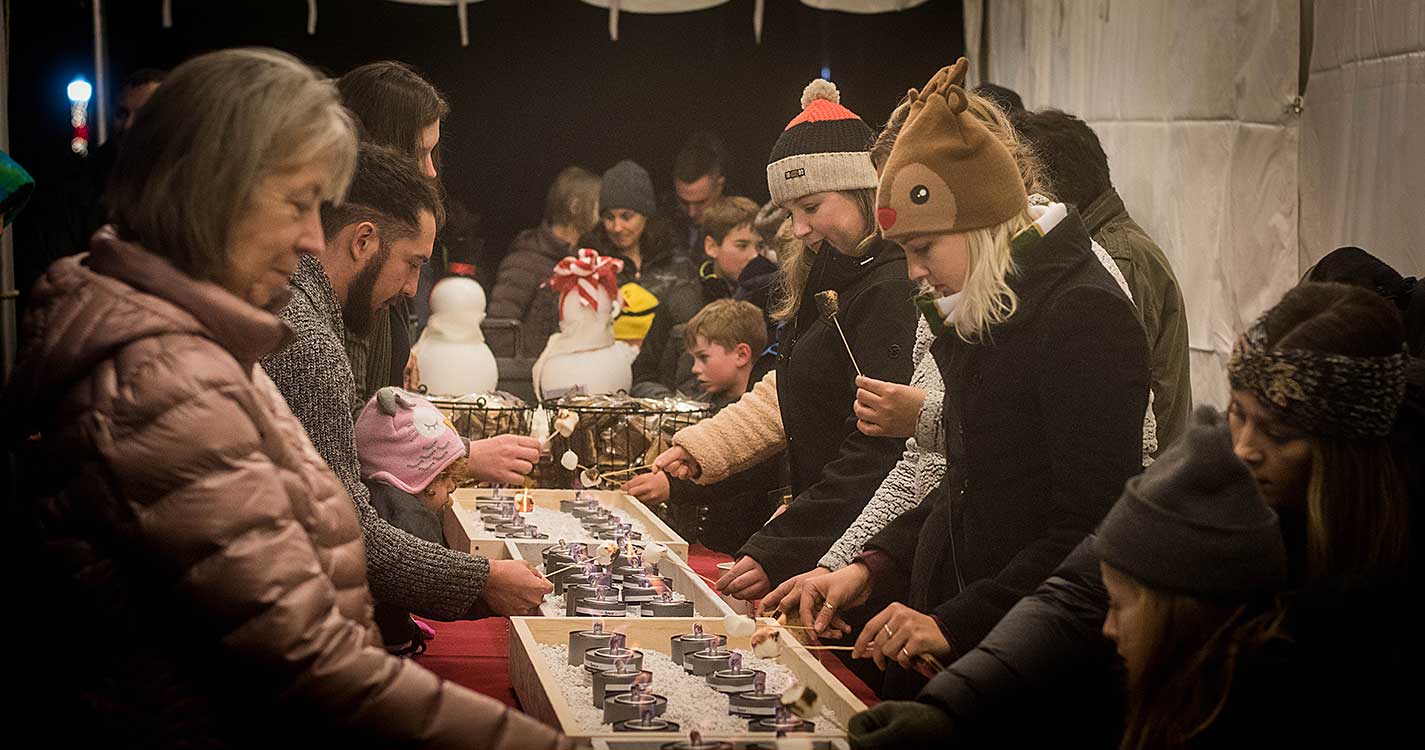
411,276,499,397
532,248,637,399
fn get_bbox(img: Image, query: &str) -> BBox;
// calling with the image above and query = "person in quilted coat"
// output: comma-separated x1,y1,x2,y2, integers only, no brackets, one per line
0,47,566,749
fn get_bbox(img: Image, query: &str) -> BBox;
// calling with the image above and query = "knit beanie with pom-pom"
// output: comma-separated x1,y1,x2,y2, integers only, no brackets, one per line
765,79,879,205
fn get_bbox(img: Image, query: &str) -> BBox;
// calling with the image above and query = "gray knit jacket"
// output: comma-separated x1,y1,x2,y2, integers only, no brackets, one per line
262,255,489,620
819,316,946,570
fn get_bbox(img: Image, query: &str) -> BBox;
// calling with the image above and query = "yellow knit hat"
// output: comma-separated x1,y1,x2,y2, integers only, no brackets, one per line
613,282,659,343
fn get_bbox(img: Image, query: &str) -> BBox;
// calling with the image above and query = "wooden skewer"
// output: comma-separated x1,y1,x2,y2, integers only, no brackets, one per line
800,645,856,651
829,317,863,378
599,463,657,479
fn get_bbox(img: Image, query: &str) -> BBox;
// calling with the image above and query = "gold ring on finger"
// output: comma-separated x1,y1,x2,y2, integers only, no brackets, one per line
883,624,895,638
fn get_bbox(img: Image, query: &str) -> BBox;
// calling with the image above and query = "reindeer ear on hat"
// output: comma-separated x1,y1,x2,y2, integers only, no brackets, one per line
944,85,970,114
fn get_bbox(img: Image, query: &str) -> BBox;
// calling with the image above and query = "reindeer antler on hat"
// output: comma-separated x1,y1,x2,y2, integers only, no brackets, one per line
875,57,1028,244
548,248,625,319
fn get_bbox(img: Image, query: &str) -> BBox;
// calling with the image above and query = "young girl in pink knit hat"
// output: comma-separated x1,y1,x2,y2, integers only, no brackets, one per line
355,386,468,654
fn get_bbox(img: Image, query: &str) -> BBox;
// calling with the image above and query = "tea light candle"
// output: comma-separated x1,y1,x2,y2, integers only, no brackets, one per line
602,687,666,725
612,701,681,733
706,652,763,694
567,621,615,666
669,624,723,665
574,588,626,618
747,705,815,734
564,583,600,616
683,644,733,676
644,592,695,618
727,671,780,717
589,660,646,707
583,634,643,673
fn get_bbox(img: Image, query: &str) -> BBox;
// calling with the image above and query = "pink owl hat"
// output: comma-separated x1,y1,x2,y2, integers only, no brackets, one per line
875,57,1028,245
355,387,466,494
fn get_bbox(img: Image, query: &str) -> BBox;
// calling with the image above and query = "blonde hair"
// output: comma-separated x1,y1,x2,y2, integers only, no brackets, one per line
684,298,768,355
950,208,1035,343
108,48,357,282
769,188,877,323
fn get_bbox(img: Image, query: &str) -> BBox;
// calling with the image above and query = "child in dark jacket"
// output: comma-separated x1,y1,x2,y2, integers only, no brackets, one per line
355,386,467,654
624,299,783,553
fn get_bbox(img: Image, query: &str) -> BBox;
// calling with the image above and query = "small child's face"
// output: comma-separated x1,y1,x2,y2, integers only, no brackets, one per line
690,336,750,396
423,470,459,513
706,223,764,282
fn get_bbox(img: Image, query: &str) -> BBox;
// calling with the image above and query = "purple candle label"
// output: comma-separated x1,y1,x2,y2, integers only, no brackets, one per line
610,633,626,651
754,672,767,693
728,653,743,672
593,621,603,635
775,705,790,723
692,623,704,636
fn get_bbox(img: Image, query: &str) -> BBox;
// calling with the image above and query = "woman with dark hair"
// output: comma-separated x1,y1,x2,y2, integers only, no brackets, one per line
337,61,449,400
851,281,1412,748
581,159,697,345
0,48,565,749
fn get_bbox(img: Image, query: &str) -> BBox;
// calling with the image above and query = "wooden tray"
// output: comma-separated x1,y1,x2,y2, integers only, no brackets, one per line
443,488,688,561
509,616,865,747
505,540,735,619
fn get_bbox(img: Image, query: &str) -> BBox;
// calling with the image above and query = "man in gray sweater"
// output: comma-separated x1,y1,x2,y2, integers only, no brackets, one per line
264,145,550,624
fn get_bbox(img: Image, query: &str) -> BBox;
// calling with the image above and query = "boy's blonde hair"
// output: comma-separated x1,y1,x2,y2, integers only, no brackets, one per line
684,299,768,356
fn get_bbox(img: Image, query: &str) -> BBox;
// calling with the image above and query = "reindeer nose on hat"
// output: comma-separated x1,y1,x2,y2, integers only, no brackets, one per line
877,207,898,230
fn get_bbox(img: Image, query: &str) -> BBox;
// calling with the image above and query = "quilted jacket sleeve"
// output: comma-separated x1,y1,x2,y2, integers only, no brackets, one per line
98,339,567,749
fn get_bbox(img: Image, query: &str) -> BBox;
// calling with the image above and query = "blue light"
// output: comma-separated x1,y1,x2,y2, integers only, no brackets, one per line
67,78,92,103
820,66,832,81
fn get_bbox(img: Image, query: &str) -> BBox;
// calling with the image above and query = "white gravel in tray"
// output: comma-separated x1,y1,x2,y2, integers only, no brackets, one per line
472,505,649,543
535,643,840,736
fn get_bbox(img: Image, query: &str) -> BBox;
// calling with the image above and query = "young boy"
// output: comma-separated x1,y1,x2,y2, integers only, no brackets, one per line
632,196,780,398
625,299,784,554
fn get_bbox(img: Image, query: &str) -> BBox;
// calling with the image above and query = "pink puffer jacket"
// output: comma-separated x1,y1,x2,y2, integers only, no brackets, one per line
1,229,567,749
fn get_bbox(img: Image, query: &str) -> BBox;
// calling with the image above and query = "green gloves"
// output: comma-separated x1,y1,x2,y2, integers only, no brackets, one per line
849,700,957,749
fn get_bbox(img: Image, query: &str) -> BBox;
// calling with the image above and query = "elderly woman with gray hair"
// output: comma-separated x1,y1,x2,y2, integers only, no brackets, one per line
0,48,566,749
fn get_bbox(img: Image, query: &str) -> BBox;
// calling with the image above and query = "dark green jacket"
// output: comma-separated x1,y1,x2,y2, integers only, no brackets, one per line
1083,188,1192,452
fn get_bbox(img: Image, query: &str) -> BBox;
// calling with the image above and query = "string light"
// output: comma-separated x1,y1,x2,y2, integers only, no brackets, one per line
67,78,92,156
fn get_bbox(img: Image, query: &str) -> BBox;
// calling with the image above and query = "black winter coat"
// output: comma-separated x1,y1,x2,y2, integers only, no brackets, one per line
487,225,571,359
738,238,918,585
866,211,1149,698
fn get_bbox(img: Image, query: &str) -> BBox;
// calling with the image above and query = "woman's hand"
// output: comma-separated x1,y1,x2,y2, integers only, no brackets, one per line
466,435,540,484
482,559,553,615
854,602,951,678
623,471,670,506
759,566,832,619
794,563,873,638
716,556,773,601
854,376,927,438
652,446,702,481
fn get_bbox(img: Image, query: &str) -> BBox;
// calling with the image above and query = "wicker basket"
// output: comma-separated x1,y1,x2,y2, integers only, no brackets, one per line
426,391,532,443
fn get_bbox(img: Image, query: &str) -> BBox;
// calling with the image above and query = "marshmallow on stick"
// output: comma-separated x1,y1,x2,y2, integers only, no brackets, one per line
814,290,862,377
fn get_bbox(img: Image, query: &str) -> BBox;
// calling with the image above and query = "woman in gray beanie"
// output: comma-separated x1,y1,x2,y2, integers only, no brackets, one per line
1096,409,1286,749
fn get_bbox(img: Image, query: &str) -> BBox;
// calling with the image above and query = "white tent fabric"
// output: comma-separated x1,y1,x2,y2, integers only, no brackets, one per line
966,0,1303,408
1299,0,1425,278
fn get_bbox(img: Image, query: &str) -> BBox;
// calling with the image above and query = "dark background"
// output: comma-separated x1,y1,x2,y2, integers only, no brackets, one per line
7,0,962,290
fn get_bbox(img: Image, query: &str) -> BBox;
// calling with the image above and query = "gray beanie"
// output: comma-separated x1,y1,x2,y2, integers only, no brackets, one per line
1094,407,1288,599
599,159,657,217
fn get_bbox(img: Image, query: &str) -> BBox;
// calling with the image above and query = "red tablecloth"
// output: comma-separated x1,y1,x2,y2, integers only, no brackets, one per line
414,544,880,709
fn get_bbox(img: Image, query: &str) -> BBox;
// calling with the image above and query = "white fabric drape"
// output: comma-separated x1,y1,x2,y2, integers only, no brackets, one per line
1299,0,1425,279
966,0,1302,408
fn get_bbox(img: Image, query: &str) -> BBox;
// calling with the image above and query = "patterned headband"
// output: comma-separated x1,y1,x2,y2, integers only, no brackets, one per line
1227,318,1407,439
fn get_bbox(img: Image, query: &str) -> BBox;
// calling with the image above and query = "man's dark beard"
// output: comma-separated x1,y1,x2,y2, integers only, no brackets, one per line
343,246,389,338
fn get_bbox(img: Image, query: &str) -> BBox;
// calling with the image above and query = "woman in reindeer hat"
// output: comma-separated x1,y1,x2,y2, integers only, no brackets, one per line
794,57,1152,700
